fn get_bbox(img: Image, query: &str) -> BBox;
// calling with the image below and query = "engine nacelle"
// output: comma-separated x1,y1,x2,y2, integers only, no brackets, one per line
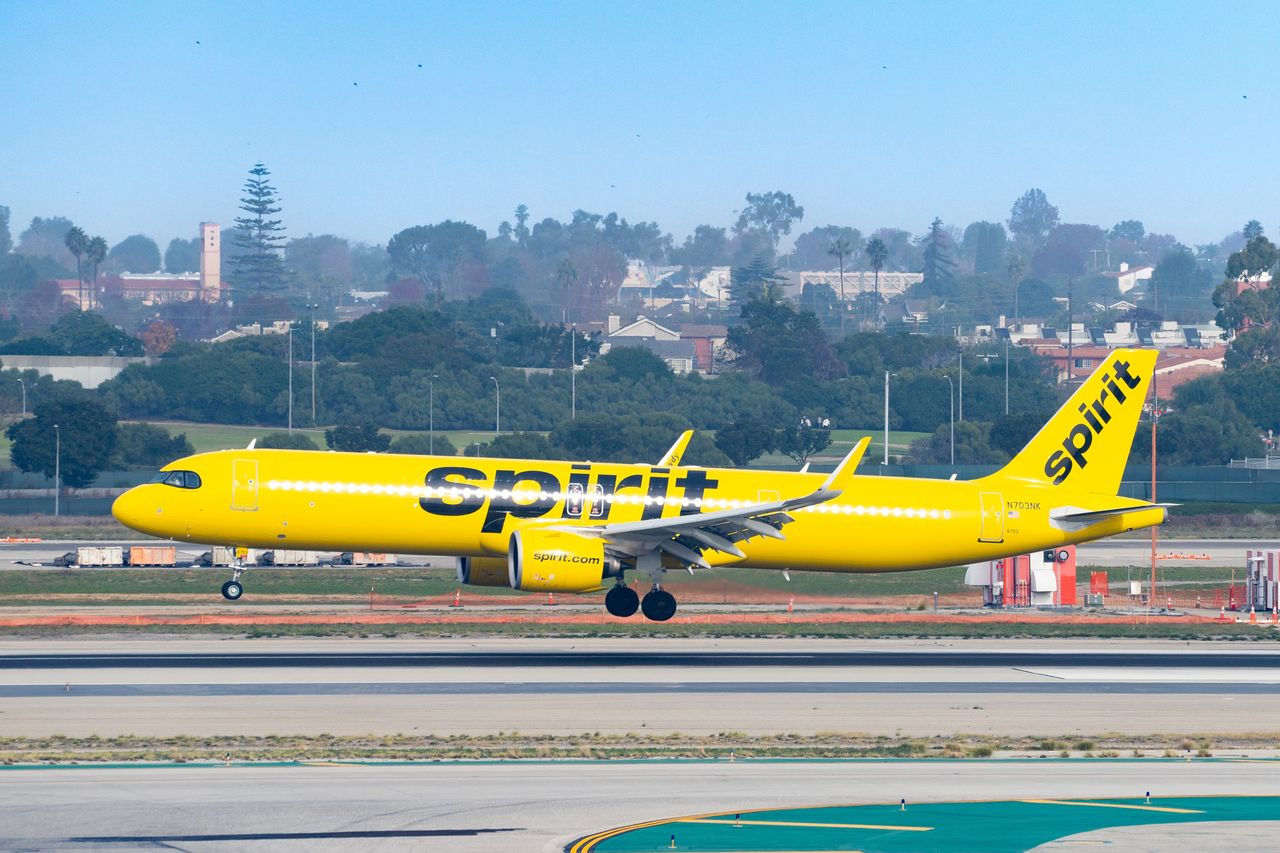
456,556,512,588
508,528,619,593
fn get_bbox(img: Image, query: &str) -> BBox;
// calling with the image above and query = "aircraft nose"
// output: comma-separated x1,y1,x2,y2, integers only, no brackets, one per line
112,486,155,534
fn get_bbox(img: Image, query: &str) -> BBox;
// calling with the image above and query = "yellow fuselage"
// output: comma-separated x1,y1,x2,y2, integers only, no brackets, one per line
112,449,1163,573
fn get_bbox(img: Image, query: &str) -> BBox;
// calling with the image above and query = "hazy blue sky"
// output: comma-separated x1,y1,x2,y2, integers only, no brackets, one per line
2,0,1274,251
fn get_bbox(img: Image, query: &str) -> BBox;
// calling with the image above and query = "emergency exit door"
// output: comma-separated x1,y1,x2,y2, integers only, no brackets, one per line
978,492,1004,543
231,459,259,511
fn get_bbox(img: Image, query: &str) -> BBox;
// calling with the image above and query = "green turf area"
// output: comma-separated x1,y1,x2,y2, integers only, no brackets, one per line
586,795,1280,852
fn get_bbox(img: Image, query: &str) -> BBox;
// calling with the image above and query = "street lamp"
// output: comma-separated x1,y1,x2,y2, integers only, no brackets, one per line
956,348,963,422
943,376,955,466
287,323,294,433
570,324,577,420
429,374,439,455
16,378,25,418
53,423,60,517
306,298,319,425
489,376,500,436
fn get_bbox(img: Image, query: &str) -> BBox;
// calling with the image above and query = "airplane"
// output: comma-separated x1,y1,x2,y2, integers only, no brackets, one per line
112,348,1167,621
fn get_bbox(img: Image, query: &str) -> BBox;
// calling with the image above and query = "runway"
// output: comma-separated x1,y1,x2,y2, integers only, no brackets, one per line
4,759,1280,852
3,638,1280,738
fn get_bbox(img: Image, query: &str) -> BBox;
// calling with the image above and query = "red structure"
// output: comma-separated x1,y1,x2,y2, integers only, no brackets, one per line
967,546,1077,607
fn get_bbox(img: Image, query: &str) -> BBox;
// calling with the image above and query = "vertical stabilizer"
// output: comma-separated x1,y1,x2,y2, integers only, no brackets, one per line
992,348,1156,495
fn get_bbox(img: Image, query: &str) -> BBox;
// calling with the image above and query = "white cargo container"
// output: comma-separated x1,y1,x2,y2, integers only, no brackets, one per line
262,550,321,566
75,546,125,567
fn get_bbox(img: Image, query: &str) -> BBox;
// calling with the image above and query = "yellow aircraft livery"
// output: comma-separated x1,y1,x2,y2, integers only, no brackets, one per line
112,349,1166,621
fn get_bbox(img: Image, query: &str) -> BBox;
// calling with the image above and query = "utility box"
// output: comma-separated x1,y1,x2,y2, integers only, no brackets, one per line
339,552,397,566
1247,549,1280,612
127,546,177,566
966,545,1076,607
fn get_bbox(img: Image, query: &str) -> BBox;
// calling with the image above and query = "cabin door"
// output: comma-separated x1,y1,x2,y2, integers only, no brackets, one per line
231,460,259,511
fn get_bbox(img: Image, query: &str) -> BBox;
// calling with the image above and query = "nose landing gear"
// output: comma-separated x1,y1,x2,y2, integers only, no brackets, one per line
220,560,246,601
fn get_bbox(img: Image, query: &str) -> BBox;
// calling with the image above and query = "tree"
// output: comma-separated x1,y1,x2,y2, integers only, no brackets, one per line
85,236,107,309
1149,247,1213,318
961,221,1008,275
514,204,531,246
478,432,562,460
165,236,201,273
229,163,290,295
259,431,320,450
106,234,161,273
6,396,117,488
1110,220,1145,243
138,319,178,356
64,226,87,308
733,191,804,248
113,423,194,468
17,216,76,270
47,311,144,356
324,422,390,452
389,433,457,456
1008,188,1059,249
863,237,888,325
775,424,830,464
729,257,786,305
728,297,845,385
1244,220,1265,240
671,225,730,266
0,205,11,255
827,235,855,334
1007,254,1026,322
387,221,487,307
910,420,1006,464
919,218,956,292
1213,236,1280,334
791,225,862,270
714,420,775,466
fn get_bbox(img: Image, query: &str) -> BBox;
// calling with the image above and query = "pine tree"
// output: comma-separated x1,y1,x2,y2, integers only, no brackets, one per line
920,217,956,293
229,163,290,294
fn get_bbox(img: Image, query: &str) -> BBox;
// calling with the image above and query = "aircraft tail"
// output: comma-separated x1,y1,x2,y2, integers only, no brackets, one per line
991,348,1157,495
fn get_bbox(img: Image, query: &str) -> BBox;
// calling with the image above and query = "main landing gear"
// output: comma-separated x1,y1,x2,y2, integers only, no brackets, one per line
604,583,678,621
220,561,246,601
640,586,677,622
605,584,640,618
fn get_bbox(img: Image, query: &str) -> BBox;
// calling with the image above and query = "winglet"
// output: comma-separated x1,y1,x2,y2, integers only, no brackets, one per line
819,436,871,493
658,430,694,467
247,438,257,450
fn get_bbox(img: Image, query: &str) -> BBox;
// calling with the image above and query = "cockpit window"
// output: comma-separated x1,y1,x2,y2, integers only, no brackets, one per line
154,470,201,489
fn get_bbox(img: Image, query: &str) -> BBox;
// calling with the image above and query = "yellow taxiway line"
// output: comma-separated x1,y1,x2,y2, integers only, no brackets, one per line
681,818,932,831
1021,799,1204,814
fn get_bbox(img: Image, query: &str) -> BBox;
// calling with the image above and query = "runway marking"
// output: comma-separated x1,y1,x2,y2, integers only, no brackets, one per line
681,817,932,831
1021,799,1204,814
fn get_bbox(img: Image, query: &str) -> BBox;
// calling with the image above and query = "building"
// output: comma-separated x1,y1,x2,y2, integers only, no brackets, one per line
600,315,697,374
1103,262,1154,295
788,269,923,303
678,323,728,373
98,222,223,306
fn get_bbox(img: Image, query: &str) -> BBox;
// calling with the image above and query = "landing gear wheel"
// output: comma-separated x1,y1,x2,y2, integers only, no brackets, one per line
221,580,243,601
605,585,640,618
640,588,677,622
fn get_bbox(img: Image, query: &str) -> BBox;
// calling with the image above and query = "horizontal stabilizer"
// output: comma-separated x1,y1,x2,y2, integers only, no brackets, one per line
1052,503,1176,526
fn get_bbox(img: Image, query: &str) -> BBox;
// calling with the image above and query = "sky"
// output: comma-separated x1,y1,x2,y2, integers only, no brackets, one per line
1,0,1276,253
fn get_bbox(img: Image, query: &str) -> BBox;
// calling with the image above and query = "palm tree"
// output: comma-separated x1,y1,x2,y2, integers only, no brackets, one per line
1007,254,1026,327
86,236,108,310
827,237,853,336
64,226,88,309
863,238,888,329
555,258,578,324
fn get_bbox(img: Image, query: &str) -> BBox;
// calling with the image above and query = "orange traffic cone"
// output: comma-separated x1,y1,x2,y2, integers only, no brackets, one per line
452,589,462,608
787,597,794,613
1250,607,1257,624
1272,607,1278,625
1219,606,1227,622
546,591,556,606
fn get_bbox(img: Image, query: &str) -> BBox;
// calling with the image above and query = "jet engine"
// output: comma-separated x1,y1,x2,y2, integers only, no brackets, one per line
508,528,621,592
456,556,512,588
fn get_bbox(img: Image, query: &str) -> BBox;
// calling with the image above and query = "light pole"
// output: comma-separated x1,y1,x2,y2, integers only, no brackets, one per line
17,378,25,418
957,348,963,422
943,375,955,466
489,376,500,436
287,324,294,433
570,324,577,420
883,371,890,468
429,374,438,455
306,299,319,425
1004,338,1010,415
53,423,60,517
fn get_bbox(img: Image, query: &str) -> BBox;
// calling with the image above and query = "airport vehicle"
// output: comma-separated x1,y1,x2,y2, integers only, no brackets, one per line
112,349,1167,620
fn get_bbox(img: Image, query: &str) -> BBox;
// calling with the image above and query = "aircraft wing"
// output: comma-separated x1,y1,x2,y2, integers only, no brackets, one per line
572,437,870,569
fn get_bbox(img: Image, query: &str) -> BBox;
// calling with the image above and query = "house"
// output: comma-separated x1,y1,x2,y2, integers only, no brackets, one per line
1027,339,1226,393
1103,262,1154,295
618,262,731,311
787,270,923,303
600,315,696,374
677,323,728,373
